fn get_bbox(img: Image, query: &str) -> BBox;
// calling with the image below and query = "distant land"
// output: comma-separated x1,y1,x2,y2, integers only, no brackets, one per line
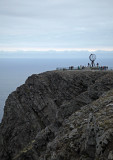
0,50,113,59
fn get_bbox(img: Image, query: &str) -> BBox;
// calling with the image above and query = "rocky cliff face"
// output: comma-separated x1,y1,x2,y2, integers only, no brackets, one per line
0,70,113,160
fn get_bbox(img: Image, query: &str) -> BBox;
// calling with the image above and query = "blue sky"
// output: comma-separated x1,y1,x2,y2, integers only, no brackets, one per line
0,0,113,51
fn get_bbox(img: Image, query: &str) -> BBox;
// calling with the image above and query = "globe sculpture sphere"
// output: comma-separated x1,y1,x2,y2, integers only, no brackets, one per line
89,54,96,67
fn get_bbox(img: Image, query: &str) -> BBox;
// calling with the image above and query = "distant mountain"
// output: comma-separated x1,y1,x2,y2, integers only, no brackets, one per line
0,50,113,59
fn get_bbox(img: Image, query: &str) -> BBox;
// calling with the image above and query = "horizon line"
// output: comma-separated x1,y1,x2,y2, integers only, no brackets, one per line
0,47,113,52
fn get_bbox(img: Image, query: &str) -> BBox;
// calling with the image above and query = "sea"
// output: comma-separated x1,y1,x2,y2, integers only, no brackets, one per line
0,58,113,122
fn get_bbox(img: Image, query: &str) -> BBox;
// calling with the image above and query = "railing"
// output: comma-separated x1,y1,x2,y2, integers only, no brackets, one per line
56,66,110,71
56,67,78,70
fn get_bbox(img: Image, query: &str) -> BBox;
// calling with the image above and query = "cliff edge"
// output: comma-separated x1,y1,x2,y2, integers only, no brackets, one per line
0,70,113,160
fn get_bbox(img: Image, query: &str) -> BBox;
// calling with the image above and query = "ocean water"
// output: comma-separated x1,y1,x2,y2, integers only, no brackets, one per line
0,58,113,122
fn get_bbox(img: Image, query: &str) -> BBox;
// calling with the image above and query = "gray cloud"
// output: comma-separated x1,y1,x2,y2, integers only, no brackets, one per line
0,0,113,49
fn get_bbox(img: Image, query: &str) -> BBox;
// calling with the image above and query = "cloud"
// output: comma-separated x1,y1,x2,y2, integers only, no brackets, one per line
0,0,113,49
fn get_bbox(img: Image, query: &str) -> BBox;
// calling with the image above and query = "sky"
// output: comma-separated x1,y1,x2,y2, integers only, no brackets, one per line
0,0,113,52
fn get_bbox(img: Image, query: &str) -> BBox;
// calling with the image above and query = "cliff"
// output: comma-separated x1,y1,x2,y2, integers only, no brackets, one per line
0,70,113,160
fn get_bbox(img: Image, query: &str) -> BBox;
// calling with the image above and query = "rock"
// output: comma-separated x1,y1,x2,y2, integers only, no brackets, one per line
84,113,97,158
108,151,113,160
1,70,113,160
